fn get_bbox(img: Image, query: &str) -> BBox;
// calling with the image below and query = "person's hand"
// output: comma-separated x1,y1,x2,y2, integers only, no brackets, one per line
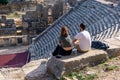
74,40,79,45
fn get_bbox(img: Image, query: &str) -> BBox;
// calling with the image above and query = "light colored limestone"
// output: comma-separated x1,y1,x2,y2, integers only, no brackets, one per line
0,68,25,80
0,72,5,80
104,37,120,58
22,59,47,80
0,36,120,80
47,49,108,79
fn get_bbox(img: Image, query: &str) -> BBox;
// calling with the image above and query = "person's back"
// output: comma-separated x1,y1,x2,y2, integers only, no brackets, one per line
59,35,73,49
73,23,91,53
77,30,91,51
52,26,73,57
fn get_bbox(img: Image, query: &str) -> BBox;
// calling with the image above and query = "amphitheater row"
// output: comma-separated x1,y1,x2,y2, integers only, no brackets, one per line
29,0,120,60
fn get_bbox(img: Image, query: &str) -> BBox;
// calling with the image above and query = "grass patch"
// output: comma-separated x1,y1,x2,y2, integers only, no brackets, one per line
76,72,83,80
67,72,77,79
104,65,118,71
7,12,24,18
60,71,98,80
84,74,98,80
100,63,118,72
59,77,65,80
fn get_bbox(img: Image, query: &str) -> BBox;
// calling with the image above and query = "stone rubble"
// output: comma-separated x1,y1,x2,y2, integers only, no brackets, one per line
0,36,120,80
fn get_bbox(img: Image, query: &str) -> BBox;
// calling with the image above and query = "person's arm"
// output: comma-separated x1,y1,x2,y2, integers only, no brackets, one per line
73,33,81,44
73,38,79,44
58,37,62,46
73,38,77,43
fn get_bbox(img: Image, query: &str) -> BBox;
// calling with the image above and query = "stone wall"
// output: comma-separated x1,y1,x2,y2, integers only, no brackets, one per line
0,2,36,14
0,36,120,80
47,49,108,79
0,35,28,47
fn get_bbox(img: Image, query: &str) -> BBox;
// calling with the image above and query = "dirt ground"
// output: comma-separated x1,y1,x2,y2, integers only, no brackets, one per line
94,56,120,80
61,56,120,80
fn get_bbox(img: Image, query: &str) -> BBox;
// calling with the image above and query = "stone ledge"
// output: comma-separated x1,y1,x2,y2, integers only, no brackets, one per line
0,68,25,80
22,59,47,80
107,48,120,58
0,72,5,80
47,37,120,79
47,49,108,79
104,38,120,58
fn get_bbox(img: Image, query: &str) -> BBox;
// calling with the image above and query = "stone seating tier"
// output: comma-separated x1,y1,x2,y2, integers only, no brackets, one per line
47,49,108,79
29,0,120,60
47,37,120,79
1,36,120,80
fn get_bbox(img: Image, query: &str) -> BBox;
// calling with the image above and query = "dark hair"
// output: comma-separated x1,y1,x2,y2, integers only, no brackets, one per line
60,26,69,37
80,23,86,30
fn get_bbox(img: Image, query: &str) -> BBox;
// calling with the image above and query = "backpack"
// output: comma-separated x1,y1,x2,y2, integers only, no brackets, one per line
91,41,109,50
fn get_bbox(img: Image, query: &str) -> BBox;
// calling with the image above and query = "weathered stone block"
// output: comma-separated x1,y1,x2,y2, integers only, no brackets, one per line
22,59,47,80
0,72,5,80
107,48,120,58
47,49,108,79
0,68,25,80
104,37,120,58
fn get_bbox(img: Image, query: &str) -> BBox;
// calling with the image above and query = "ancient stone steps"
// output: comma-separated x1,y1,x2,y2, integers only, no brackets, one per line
29,0,120,60
0,36,120,80
0,59,47,80
47,36,120,79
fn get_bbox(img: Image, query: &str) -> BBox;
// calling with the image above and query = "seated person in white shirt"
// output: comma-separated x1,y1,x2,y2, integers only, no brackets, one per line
73,23,91,53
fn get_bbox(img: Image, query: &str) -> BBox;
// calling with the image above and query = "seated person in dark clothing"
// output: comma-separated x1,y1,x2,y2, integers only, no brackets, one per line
52,26,73,57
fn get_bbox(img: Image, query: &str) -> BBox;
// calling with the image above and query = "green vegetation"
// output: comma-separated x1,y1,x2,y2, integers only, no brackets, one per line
84,74,98,80
59,57,120,80
7,12,25,19
59,77,65,80
68,72,78,79
7,12,20,18
0,0,8,4
101,64,118,72
60,71,98,80
76,72,83,80
106,65,118,71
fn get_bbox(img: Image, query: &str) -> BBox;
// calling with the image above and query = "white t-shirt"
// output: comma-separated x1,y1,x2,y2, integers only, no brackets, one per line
74,30,91,51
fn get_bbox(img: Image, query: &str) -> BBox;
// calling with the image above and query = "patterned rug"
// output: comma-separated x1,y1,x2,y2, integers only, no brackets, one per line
0,51,30,68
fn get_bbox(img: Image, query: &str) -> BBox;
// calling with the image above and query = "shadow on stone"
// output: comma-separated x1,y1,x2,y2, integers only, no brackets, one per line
47,49,108,79
22,59,55,80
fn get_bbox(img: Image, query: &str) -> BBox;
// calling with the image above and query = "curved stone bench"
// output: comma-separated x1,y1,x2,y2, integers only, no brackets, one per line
104,37,120,58
47,49,108,79
29,0,120,60
1,37,119,80
47,36,120,79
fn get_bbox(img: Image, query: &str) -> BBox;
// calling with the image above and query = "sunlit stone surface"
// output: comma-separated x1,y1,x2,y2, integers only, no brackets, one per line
29,0,120,60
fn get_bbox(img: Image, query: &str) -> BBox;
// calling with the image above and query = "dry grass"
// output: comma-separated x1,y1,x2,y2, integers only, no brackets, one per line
59,56,120,80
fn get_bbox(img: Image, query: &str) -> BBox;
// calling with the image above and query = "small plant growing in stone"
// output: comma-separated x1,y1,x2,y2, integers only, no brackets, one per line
84,74,98,80
76,72,83,80
67,72,77,79
59,76,65,80
100,63,118,72
61,71,98,80
104,65,118,72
